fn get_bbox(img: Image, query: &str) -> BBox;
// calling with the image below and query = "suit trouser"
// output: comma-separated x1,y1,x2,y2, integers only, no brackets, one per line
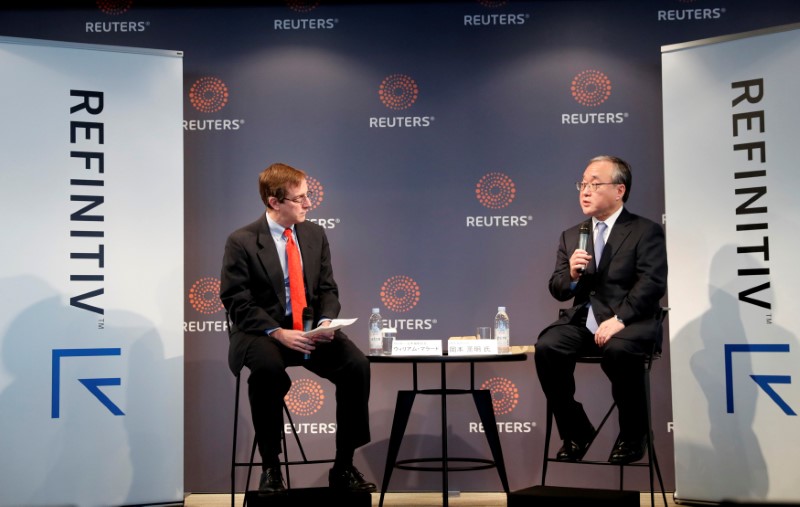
534,322,650,443
242,327,371,465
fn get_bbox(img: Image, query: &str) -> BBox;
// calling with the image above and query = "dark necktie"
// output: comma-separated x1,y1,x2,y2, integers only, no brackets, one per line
284,228,307,330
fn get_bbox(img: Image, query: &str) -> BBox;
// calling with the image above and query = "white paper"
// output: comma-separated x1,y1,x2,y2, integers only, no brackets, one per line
302,317,358,337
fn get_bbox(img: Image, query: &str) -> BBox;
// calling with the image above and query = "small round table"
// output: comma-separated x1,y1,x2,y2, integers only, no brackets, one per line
368,349,529,507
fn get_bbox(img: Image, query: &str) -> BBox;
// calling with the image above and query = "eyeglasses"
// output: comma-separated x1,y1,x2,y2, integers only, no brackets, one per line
576,181,618,192
282,191,314,204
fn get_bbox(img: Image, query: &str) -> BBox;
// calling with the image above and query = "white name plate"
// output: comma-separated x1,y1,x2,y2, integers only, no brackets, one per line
448,339,498,356
391,339,442,356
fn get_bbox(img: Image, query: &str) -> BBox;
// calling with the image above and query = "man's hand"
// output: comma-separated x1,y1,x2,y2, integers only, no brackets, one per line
570,249,592,280
308,319,335,343
273,328,316,355
594,317,625,347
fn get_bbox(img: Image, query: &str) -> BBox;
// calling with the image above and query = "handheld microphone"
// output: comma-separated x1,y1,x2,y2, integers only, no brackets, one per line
577,222,591,273
302,307,314,360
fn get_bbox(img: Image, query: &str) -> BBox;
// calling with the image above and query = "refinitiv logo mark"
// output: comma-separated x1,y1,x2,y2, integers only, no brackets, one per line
561,69,629,126
369,74,435,128
467,171,531,228
184,77,244,132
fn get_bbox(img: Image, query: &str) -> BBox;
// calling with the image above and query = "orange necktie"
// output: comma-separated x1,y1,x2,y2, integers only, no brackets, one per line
284,228,307,330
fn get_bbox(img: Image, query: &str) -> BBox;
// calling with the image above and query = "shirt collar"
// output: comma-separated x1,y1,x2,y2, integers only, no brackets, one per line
593,206,623,230
266,212,292,239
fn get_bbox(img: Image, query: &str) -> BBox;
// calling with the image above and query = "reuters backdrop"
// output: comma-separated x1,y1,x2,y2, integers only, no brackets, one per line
1,0,800,498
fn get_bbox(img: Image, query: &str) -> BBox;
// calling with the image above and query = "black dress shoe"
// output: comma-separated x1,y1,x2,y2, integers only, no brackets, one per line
609,437,647,465
258,466,286,495
328,465,377,493
556,438,592,462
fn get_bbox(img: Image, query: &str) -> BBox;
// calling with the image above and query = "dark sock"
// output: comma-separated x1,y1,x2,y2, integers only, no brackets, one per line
333,449,354,471
262,456,280,470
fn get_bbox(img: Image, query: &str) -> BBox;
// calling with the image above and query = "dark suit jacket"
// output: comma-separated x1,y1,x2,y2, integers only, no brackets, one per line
220,215,341,374
542,208,668,349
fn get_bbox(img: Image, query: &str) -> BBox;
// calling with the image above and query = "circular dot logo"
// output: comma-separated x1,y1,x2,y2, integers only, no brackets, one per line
96,0,132,15
286,0,320,12
380,275,421,313
379,74,419,111
189,77,230,114
480,377,519,416
477,0,508,7
571,70,612,107
305,176,324,211
284,378,326,416
188,277,224,315
475,172,516,209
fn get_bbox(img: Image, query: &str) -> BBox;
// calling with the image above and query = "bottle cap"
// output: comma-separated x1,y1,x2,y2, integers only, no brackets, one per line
372,308,380,313
498,306,506,312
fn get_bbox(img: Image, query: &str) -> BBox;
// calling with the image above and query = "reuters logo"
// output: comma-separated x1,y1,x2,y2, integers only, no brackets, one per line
305,176,325,211
379,74,419,111
284,378,326,416
189,77,230,113
480,377,519,415
97,0,132,15
286,0,320,12
571,70,612,107
188,277,224,315
380,275,421,313
477,0,508,7
476,172,516,209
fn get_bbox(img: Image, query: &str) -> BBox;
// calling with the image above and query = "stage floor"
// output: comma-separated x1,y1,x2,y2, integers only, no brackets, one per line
185,491,678,506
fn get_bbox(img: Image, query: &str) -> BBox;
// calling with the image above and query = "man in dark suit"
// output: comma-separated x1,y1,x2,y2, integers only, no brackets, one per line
220,162,376,495
535,155,668,465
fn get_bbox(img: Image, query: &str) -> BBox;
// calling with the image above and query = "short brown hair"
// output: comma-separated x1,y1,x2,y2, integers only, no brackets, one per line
258,163,307,209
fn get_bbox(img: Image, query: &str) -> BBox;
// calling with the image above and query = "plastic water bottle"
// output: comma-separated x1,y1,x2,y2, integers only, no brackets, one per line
368,308,383,355
494,306,510,354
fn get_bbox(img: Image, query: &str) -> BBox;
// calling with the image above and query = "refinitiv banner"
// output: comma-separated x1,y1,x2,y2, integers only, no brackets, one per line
0,36,183,507
662,23,800,505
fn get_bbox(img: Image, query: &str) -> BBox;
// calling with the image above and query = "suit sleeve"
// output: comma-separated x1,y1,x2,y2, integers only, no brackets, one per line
614,220,668,324
548,229,578,302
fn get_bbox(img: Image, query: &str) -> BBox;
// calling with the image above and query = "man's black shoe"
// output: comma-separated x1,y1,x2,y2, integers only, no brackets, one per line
555,426,595,462
609,436,647,465
556,438,591,462
328,465,377,493
258,466,286,495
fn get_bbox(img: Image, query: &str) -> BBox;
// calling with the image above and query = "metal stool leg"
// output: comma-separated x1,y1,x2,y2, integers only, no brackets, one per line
231,374,240,507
